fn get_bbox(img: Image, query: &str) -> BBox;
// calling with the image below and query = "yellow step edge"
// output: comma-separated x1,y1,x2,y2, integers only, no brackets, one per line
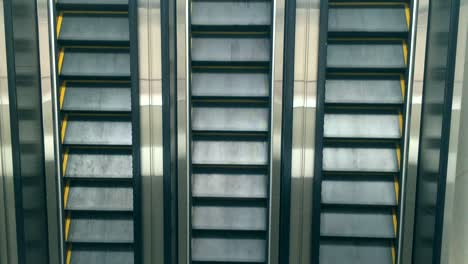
400,74,406,100
59,81,67,110
62,147,69,177
391,242,396,264
405,3,411,29
63,180,70,209
392,207,398,236
396,145,401,169
403,40,408,65
56,12,64,38
61,114,68,144
65,213,71,241
66,245,72,264
58,48,65,74
399,112,404,135
394,174,400,203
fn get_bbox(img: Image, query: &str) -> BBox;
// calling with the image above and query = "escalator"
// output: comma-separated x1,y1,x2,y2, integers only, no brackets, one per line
54,0,137,263
189,1,272,262
316,1,412,264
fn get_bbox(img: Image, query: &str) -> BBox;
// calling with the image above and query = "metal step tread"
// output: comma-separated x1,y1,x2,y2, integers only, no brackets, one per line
63,118,132,146
66,185,133,212
59,14,129,44
192,237,267,263
68,245,133,264
64,150,132,179
67,215,133,243
62,84,131,112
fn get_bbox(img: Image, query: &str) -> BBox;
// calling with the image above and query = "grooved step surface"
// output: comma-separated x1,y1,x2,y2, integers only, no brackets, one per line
192,73,269,97
64,120,132,146
324,114,401,139
66,186,133,211
192,140,269,166
192,107,269,132
192,1,271,26
59,15,129,43
325,79,403,104
192,206,267,231
327,44,405,69
61,51,130,78
192,237,266,262
62,85,131,112
192,38,270,62
68,215,133,243
65,152,132,179
323,148,399,172
320,240,393,264
70,247,134,264
192,173,268,198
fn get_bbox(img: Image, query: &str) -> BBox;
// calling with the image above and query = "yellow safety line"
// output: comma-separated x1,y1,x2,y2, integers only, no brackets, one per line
56,12,64,38
391,242,396,264
58,48,65,74
404,3,411,29
399,112,404,135
392,208,398,236
62,147,69,176
396,145,401,169
63,180,70,208
59,81,67,110
66,245,72,264
65,213,71,241
61,115,68,144
403,40,408,65
394,175,400,203
400,74,406,100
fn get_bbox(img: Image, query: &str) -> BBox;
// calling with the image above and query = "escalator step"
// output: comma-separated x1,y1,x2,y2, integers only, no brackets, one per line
69,246,133,264
324,114,400,139
63,119,132,146
66,186,133,211
322,178,397,206
59,14,129,44
192,205,267,231
321,208,395,238
320,240,392,264
68,214,133,243
192,107,269,132
60,50,130,79
323,147,399,173
192,237,266,263
62,84,131,112
325,79,403,105
192,1,271,26
327,44,405,70
193,173,268,199
57,0,128,11
329,6,408,33
65,151,132,179
192,73,269,98
192,37,270,62
192,140,268,166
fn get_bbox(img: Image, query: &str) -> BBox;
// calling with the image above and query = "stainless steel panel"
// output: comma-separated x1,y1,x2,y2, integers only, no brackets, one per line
320,240,393,264
322,179,397,206
441,0,468,263
192,206,267,231
192,73,269,97
192,173,268,198
191,237,266,262
323,148,399,172
191,38,271,62
66,186,133,211
192,140,268,165
327,44,405,69
192,1,271,26
176,0,189,262
324,114,400,139
0,0,18,262
37,0,62,262
321,210,395,238
192,107,269,132
325,79,403,104
138,0,165,261
400,0,428,261
64,120,132,146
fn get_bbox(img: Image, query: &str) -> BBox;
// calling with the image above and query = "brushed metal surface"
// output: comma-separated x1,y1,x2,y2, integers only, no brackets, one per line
138,0,164,262
0,0,18,262
37,0,62,263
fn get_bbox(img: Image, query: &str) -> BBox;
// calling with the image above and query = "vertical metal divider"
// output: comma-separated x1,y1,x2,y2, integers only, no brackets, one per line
400,0,429,262
269,0,286,263
176,0,189,262
310,0,328,262
0,0,18,262
138,0,165,262
397,0,422,263
36,0,62,263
